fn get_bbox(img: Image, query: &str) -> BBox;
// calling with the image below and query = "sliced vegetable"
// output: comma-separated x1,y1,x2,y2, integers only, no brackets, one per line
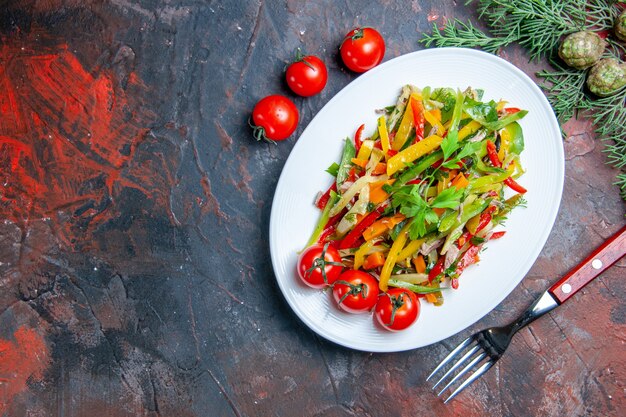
386,134,443,176
336,138,356,188
378,116,390,154
410,95,425,144
337,204,388,249
363,252,386,269
379,221,412,291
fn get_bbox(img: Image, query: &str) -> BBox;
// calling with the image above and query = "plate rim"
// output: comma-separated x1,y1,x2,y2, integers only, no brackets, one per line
269,47,564,352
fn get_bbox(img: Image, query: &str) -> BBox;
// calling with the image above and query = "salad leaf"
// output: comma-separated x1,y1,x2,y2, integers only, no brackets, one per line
392,185,427,218
440,130,459,161
392,184,460,239
484,110,528,131
440,89,465,160
442,140,483,169
336,138,356,188
430,87,456,123
391,186,433,238
464,98,499,125
430,187,464,209
504,121,525,155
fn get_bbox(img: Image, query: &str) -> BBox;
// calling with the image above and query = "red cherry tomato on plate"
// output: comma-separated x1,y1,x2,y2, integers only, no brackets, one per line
286,51,328,97
251,95,299,142
332,270,380,313
297,243,343,288
375,288,419,331
340,27,385,73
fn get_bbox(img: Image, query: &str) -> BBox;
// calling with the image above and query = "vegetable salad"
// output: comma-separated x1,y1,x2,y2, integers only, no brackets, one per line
304,85,527,306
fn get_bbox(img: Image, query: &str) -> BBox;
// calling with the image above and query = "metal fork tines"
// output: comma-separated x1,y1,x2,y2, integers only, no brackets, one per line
426,333,498,403
427,291,561,403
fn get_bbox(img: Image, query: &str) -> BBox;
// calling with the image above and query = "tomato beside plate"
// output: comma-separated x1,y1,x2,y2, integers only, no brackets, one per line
340,27,385,73
286,53,328,97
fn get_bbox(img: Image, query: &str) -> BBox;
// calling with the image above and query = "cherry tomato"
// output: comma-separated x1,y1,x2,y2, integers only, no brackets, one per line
340,27,385,73
297,244,343,288
286,52,328,97
251,95,299,142
332,270,379,313
374,288,420,331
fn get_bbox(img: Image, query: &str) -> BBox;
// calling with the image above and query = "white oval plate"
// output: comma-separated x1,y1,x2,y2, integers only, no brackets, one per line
269,48,563,352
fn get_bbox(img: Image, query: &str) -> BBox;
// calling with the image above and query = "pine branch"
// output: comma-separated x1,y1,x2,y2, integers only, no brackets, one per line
537,59,587,124
420,19,517,53
472,0,590,60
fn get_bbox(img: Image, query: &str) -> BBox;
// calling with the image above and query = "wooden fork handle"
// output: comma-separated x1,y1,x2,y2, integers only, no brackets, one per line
549,225,626,304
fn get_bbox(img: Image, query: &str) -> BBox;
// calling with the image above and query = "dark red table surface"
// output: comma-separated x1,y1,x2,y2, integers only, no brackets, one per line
1,1,624,416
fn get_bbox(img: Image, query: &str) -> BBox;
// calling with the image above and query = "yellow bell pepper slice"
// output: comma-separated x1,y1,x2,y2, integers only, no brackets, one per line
424,109,444,135
356,139,374,161
386,134,443,176
396,237,426,261
353,239,377,270
458,120,481,141
378,116,390,154
498,127,511,161
391,95,415,151
379,222,411,291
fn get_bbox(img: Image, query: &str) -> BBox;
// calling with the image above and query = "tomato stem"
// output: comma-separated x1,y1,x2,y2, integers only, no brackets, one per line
304,243,344,284
248,117,277,145
293,48,315,70
333,279,369,305
384,291,407,326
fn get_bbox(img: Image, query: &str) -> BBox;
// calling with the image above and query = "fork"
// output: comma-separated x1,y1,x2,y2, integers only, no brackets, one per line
427,224,626,403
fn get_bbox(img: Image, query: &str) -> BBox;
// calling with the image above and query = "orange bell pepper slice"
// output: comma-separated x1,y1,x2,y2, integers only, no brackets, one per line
363,252,386,270
413,254,426,274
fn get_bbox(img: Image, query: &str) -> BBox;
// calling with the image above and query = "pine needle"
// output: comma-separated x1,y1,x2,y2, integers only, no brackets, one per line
421,19,517,53
537,59,587,125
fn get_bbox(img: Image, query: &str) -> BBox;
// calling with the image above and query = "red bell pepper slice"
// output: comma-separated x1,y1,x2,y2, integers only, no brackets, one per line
428,256,446,282
318,225,336,243
504,177,527,194
451,278,459,289
326,209,346,230
490,231,506,240
354,124,365,153
455,245,481,275
316,182,337,210
486,140,502,168
337,204,388,249
486,140,526,193
504,107,521,114
476,206,496,234
410,96,425,144
386,149,398,158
